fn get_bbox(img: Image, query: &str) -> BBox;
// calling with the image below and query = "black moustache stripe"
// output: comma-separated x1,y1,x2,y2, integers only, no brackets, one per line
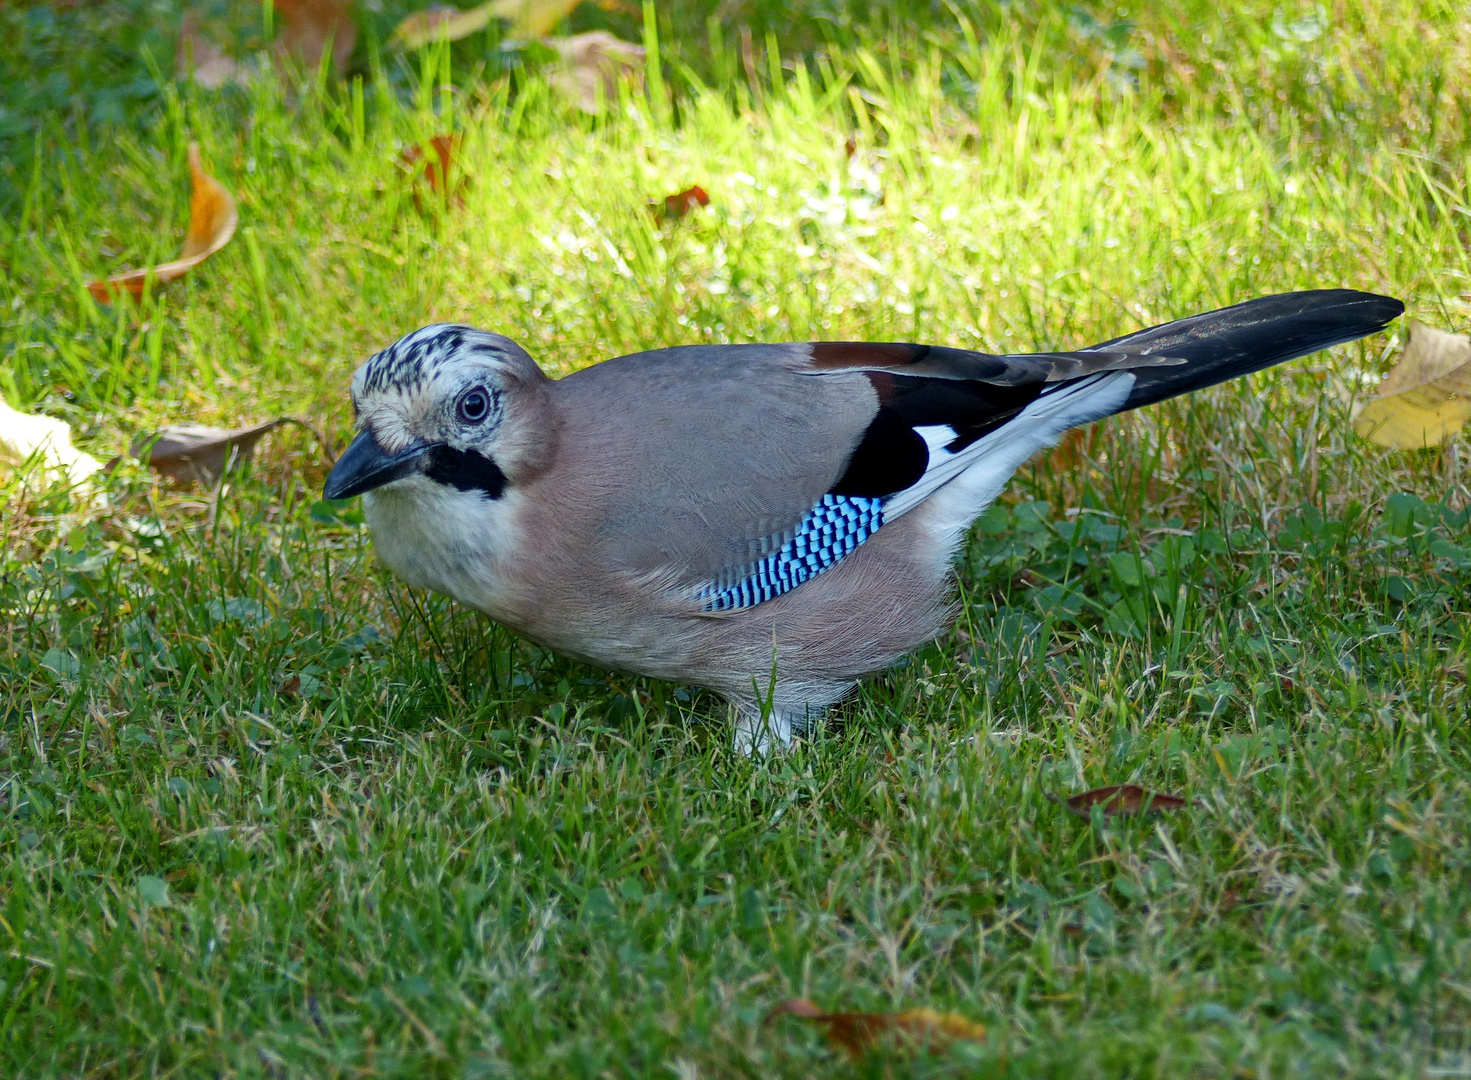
424,445,507,499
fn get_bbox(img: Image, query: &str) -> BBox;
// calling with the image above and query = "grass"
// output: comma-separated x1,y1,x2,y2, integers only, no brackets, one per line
3,0,1471,1075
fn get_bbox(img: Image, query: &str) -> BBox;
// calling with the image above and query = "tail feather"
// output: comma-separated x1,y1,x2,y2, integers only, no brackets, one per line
1086,289,1404,412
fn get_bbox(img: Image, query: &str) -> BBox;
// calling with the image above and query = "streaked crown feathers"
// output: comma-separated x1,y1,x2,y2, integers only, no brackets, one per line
355,324,525,398
351,324,528,453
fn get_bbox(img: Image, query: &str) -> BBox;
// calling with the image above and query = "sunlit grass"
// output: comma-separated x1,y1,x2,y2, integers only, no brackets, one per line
2,2,1470,1076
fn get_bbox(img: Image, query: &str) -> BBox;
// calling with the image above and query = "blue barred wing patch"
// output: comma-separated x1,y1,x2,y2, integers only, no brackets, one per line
698,494,884,612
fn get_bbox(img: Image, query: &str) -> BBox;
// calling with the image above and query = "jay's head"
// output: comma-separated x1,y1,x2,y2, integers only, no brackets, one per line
324,324,551,502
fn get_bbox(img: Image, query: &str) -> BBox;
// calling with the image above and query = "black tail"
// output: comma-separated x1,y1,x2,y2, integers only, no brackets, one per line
1092,289,1403,412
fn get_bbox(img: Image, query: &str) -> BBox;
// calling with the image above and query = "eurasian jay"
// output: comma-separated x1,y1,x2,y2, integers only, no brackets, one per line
323,289,1402,751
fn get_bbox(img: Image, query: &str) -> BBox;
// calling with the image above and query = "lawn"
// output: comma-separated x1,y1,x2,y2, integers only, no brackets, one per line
2,0,1470,1075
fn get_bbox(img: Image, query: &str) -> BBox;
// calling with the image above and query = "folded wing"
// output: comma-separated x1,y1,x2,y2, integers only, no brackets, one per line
564,290,1401,612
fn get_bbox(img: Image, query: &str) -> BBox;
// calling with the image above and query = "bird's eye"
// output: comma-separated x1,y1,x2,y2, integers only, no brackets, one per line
457,388,491,423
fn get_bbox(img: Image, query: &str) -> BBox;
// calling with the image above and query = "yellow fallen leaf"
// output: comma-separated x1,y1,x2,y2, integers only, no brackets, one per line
391,3,499,49
87,143,238,304
494,0,582,38
392,0,582,49
767,998,987,1060
548,30,645,113
0,396,103,486
1353,320,1471,449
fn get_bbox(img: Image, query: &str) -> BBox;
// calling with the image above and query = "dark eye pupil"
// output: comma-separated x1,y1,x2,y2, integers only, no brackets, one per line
460,391,488,421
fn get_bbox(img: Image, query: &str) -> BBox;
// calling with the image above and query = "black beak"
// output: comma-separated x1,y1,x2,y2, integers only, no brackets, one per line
323,431,432,500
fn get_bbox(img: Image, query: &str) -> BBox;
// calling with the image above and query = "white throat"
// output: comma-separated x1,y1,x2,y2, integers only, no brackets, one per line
363,476,526,619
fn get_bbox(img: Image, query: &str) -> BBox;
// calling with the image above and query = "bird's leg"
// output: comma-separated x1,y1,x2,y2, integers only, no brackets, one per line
730,673,850,754
731,699,798,756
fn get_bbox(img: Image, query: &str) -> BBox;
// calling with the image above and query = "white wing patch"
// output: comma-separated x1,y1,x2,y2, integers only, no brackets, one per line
885,372,1137,545
915,424,959,455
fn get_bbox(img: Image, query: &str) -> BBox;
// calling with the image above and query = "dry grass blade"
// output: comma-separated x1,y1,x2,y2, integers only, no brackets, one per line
87,143,237,303
0,396,103,485
548,31,645,113
1049,784,1190,817
1046,426,1090,469
1353,320,1471,449
767,998,987,1060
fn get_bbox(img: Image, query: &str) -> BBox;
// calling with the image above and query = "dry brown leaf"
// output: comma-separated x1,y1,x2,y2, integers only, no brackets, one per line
399,134,467,210
132,419,289,486
767,999,986,1060
177,10,248,88
548,31,645,113
87,143,238,304
1048,784,1190,817
1353,320,1471,449
274,0,356,75
652,185,709,221
0,396,103,486
392,0,581,49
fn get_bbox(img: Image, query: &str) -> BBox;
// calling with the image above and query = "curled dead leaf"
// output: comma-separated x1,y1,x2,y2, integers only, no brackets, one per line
548,31,645,113
1048,784,1189,817
767,999,986,1060
132,417,330,487
1353,320,1471,449
0,396,103,486
393,0,582,49
87,143,237,304
652,185,709,222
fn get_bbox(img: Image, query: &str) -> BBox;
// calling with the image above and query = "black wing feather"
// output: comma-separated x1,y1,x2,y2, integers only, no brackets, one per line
830,374,1044,498
813,288,1402,501
1091,289,1405,411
